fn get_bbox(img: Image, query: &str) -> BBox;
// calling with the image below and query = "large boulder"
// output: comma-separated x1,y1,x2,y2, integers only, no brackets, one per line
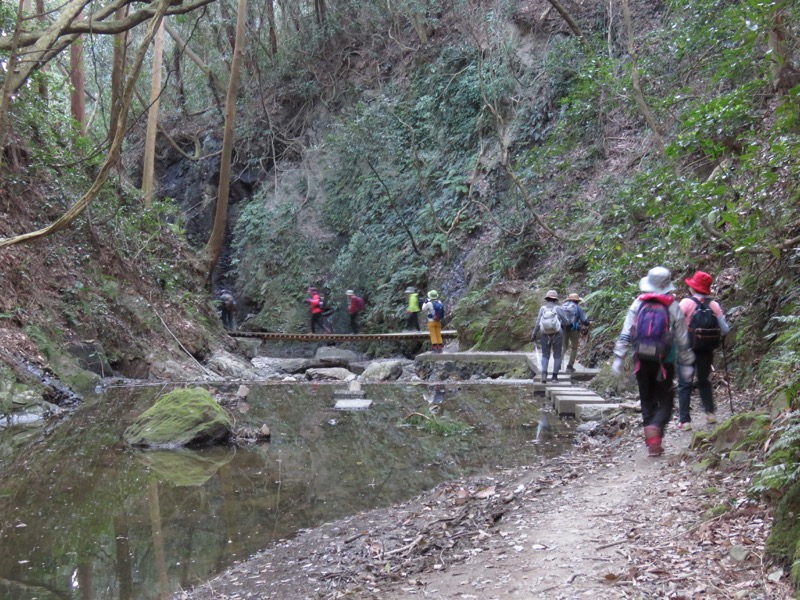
361,360,405,381
123,387,233,448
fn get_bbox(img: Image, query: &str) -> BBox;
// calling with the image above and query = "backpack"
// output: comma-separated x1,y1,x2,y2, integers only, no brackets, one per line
562,301,580,331
432,300,445,322
540,305,562,335
632,299,672,362
687,297,721,351
352,296,365,312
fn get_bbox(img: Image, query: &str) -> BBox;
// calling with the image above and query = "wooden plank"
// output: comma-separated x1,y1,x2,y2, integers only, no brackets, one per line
230,330,457,342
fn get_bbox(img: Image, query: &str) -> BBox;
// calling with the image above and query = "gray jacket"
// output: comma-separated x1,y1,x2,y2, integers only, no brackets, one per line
613,296,695,365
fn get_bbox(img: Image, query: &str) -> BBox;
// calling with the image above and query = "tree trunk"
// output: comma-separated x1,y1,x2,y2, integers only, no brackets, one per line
69,12,86,135
206,0,248,277
768,10,799,94
266,0,278,55
546,0,582,37
35,0,48,100
142,19,165,207
314,0,326,26
164,20,228,95
109,4,129,146
0,0,26,161
621,0,665,156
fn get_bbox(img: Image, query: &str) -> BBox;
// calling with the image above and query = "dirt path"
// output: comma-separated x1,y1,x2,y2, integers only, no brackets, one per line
177,405,791,600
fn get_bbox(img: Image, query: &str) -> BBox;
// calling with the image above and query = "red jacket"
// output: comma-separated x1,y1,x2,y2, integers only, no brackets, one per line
307,293,323,314
348,295,364,314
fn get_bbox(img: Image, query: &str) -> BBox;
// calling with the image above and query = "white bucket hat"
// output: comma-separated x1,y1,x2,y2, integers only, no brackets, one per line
639,266,675,294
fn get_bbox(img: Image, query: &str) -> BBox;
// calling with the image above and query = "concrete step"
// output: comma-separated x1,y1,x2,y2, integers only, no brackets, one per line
545,387,597,400
333,390,366,399
334,399,373,410
553,393,607,415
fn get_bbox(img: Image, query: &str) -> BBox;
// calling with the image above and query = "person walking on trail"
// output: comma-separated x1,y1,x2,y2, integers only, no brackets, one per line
676,271,730,431
531,290,571,383
612,267,695,457
218,289,237,331
305,286,327,334
346,290,365,334
421,290,445,353
405,287,421,331
561,292,591,372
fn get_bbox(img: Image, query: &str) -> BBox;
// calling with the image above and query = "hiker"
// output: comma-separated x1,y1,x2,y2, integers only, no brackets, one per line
676,271,731,430
561,292,592,372
219,289,237,331
531,290,571,382
346,289,365,334
305,286,326,333
421,290,445,353
612,267,695,457
405,286,421,331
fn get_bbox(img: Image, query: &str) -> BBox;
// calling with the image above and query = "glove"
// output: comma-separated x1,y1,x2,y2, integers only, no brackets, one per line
679,365,695,382
611,357,624,376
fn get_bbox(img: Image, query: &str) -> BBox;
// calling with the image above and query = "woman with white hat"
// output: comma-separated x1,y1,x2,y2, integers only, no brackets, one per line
531,290,571,382
612,267,695,457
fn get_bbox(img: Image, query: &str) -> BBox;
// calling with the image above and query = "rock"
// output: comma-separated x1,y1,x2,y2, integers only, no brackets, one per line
236,385,250,398
315,347,361,364
361,360,405,381
123,387,233,448
207,350,262,379
65,341,113,377
305,367,356,381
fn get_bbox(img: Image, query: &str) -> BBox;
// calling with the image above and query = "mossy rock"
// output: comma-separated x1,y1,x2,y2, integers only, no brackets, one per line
124,387,233,448
702,412,770,453
766,479,800,578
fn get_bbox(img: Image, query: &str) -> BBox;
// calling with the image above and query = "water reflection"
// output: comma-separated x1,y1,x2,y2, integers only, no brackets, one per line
0,382,567,599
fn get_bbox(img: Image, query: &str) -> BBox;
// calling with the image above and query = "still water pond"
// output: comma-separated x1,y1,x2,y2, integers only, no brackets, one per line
0,381,568,600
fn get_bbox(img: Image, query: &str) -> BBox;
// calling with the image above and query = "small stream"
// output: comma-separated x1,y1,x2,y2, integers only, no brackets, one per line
0,381,570,600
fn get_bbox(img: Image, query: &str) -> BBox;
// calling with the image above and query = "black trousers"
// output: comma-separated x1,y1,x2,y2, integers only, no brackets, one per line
636,360,675,432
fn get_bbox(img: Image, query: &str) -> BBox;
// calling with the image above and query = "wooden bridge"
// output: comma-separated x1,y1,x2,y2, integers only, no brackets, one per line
229,330,458,343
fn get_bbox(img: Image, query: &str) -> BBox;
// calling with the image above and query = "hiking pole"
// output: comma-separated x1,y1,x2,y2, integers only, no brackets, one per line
720,337,734,414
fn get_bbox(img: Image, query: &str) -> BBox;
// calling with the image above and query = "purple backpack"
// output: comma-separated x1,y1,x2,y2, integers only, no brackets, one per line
632,300,672,362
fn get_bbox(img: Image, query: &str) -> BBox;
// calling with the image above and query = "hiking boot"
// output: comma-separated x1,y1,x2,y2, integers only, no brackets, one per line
566,366,576,373
705,413,717,425
551,374,559,382
644,425,664,457
677,422,692,431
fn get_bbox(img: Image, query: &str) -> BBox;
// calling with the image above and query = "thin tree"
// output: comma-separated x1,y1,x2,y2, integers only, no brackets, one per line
206,0,248,277
109,4,129,146
142,19,165,207
69,11,86,135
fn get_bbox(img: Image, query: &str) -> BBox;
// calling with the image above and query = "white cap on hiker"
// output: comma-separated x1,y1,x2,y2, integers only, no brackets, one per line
639,266,675,294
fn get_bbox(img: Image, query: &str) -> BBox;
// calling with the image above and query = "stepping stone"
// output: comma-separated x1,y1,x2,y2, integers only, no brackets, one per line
545,387,596,400
552,393,606,415
334,399,373,410
575,403,622,420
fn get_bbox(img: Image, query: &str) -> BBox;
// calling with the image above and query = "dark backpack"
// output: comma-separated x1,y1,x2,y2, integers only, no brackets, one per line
632,299,672,362
562,301,580,331
687,297,721,351
432,300,445,322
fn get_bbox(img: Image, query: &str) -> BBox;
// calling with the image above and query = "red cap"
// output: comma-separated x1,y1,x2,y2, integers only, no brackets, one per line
684,271,712,295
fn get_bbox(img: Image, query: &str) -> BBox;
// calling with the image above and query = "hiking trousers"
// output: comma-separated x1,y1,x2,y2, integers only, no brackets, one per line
540,332,563,377
406,311,420,331
427,320,443,345
678,349,715,422
350,313,360,334
636,360,675,432
563,329,580,368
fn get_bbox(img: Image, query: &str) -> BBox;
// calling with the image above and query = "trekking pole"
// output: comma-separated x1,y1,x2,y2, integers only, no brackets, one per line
720,337,734,414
